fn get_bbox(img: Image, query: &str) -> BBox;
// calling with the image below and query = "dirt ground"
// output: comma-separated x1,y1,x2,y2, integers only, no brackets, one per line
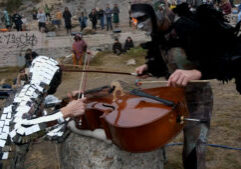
0,51,241,169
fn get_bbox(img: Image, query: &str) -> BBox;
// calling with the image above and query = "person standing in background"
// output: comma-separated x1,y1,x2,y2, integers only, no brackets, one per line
98,8,105,29
72,34,87,65
37,9,47,32
12,11,23,31
113,4,120,28
63,7,72,34
45,4,51,21
89,9,98,30
32,7,38,20
105,4,113,31
55,9,62,29
3,10,12,30
79,12,88,31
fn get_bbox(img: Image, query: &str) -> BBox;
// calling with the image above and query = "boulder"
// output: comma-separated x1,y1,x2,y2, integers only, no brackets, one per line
46,22,57,32
60,133,165,169
126,59,136,65
82,27,96,35
71,20,80,28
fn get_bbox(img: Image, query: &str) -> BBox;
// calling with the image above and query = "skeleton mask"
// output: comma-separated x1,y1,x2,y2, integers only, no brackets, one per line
131,3,157,36
131,11,153,34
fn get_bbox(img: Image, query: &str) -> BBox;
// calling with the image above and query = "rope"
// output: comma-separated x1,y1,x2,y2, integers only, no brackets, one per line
166,143,241,151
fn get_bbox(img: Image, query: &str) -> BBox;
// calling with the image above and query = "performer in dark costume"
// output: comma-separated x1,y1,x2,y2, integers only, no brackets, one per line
132,1,241,169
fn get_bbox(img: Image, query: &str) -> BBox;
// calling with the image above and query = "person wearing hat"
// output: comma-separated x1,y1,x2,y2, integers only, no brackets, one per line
72,34,87,65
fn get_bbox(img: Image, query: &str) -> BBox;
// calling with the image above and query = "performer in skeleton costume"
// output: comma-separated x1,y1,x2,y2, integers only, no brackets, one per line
0,56,85,168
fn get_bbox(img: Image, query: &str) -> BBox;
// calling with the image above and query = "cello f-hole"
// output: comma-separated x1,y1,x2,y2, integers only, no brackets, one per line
102,104,115,110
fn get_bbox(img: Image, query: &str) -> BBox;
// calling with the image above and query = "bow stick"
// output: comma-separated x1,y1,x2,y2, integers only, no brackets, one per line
135,79,211,86
60,65,137,76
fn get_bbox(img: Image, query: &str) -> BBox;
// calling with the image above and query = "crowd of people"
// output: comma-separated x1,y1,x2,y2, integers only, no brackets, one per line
1,0,240,34
86,4,120,31
0,3,121,33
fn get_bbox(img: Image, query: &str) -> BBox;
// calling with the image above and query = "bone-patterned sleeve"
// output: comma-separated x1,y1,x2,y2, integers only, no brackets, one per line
0,56,67,160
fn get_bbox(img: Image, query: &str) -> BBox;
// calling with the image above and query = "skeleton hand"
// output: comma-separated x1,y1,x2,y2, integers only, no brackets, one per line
61,98,86,118
167,69,202,87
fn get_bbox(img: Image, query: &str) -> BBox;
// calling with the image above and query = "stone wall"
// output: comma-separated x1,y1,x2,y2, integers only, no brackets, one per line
0,31,150,67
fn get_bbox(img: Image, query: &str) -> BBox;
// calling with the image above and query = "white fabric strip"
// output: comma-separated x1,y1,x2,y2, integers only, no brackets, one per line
25,125,41,136
21,112,63,125
0,133,8,140
0,140,6,147
2,152,9,160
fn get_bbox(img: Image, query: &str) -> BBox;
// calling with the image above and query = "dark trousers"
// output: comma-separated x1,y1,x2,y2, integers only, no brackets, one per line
38,22,46,31
92,21,97,30
106,17,112,31
16,24,22,31
100,16,105,29
183,82,213,169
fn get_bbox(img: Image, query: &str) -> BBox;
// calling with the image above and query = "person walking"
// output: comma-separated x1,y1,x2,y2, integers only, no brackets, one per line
89,9,97,30
12,11,23,31
105,4,113,31
113,4,120,28
37,9,47,32
63,7,72,34
72,34,87,65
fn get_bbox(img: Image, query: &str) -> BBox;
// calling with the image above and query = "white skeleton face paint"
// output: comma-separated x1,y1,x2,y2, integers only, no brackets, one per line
131,11,153,35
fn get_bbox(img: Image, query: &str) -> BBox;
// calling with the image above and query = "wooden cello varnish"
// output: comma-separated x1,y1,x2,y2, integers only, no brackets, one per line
78,85,188,153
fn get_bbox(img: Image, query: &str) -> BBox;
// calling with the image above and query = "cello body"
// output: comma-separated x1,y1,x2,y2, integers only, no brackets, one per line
76,85,189,153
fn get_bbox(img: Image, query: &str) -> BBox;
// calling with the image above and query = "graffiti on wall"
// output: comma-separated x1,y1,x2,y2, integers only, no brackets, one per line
0,31,43,50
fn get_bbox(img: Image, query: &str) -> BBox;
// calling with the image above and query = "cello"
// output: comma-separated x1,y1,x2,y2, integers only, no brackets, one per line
59,80,189,153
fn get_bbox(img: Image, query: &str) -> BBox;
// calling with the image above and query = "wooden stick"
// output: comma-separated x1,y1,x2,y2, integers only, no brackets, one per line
136,80,211,84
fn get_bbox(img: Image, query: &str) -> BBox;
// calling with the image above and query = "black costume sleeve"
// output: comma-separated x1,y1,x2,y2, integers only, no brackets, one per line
142,41,168,78
172,17,217,80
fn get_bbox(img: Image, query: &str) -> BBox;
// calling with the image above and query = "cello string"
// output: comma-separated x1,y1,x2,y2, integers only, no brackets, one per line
82,52,91,97
78,53,88,99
